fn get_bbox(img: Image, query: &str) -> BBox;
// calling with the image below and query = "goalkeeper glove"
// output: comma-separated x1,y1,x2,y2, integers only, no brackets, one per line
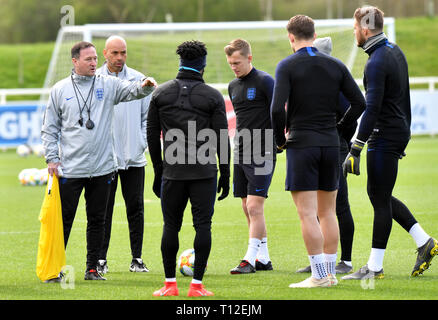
343,139,365,176
217,174,230,201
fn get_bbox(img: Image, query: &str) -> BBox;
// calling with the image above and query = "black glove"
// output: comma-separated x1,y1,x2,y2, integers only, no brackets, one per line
342,139,365,177
337,121,357,147
217,175,230,201
152,164,163,198
276,142,287,154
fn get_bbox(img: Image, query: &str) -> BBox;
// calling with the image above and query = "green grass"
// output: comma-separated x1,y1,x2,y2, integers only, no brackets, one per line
1,136,437,300
0,16,437,95
396,17,438,77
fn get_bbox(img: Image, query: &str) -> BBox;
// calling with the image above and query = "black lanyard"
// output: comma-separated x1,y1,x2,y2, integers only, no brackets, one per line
71,75,96,129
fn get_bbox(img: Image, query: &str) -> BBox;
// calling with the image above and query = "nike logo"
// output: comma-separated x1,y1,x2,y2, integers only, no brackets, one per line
66,96,74,101
161,288,172,296
348,157,354,168
255,188,264,192
195,290,206,296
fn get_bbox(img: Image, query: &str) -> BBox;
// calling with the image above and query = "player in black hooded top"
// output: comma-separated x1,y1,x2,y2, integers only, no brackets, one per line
147,40,230,297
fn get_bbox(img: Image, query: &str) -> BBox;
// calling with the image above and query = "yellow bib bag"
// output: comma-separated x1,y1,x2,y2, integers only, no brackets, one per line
36,174,66,282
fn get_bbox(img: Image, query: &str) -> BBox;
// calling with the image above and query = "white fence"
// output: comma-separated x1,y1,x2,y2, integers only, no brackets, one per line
0,88,50,105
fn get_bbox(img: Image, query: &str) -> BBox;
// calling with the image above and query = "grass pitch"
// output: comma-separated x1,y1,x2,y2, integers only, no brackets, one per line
0,136,437,301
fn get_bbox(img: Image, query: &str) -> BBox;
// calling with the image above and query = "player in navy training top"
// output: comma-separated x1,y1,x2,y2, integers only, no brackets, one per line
270,15,365,288
295,37,358,275
225,39,276,274
340,6,437,280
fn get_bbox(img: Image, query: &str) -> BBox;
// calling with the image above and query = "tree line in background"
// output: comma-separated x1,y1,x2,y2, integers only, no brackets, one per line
0,0,436,43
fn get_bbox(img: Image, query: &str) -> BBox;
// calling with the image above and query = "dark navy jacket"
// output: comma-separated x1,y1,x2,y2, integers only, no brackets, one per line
270,46,365,148
341,38,411,143
228,67,275,160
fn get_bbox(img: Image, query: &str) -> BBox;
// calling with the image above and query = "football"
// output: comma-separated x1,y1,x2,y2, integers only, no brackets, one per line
178,248,195,276
18,168,48,186
178,248,207,277
31,144,45,157
16,144,31,157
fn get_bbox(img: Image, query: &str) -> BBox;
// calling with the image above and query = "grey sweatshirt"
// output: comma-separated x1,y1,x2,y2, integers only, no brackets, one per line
41,71,154,178
96,63,150,170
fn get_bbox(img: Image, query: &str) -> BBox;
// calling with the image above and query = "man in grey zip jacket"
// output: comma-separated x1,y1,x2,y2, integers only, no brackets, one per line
41,41,156,281
95,36,150,274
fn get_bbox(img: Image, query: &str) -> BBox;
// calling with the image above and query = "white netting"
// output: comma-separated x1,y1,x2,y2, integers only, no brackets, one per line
42,19,395,93
34,19,394,145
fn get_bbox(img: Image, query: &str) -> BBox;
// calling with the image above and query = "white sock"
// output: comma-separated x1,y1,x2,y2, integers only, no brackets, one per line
324,253,337,275
256,237,270,264
165,278,176,283
409,223,430,248
243,238,261,267
191,279,202,284
308,254,328,279
367,248,385,272
342,260,352,267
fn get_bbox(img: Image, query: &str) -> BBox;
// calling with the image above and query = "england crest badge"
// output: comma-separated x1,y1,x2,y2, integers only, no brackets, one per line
96,88,104,101
247,88,256,100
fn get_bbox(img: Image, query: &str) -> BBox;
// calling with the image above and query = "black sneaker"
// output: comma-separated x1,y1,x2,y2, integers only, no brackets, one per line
341,265,384,280
335,261,353,274
84,269,106,280
255,260,273,271
295,265,311,273
130,258,149,272
411,237,438,277
97,259,108,274
44,272,65,283
230,260,255,274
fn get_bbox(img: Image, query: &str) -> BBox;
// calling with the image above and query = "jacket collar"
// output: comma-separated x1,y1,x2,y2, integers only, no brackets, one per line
176,69,204,82
238,67,256,81
362,32,388,55
71,69,95,83
100,62,134,80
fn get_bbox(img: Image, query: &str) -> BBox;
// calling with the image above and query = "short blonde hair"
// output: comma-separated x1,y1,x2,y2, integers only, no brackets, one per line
224,38,252,57
354,6,384,33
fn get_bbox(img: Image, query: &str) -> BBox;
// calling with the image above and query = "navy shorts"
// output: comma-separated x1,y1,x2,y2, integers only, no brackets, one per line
233,160,275,198
285,147,339,191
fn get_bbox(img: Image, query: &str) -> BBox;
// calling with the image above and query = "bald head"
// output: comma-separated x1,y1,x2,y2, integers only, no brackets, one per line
103,35,127,74
105,35,127,49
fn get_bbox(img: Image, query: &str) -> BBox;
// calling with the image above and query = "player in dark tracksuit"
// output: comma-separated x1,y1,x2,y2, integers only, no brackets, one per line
271,15,366,288
340,6,437,280
335,94,357,269
225,39,276,274
147,40,230,297
296,37,357,275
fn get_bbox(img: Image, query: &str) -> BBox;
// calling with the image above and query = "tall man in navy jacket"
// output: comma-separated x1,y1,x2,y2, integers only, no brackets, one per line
271,15,366,288
340,6,437,280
